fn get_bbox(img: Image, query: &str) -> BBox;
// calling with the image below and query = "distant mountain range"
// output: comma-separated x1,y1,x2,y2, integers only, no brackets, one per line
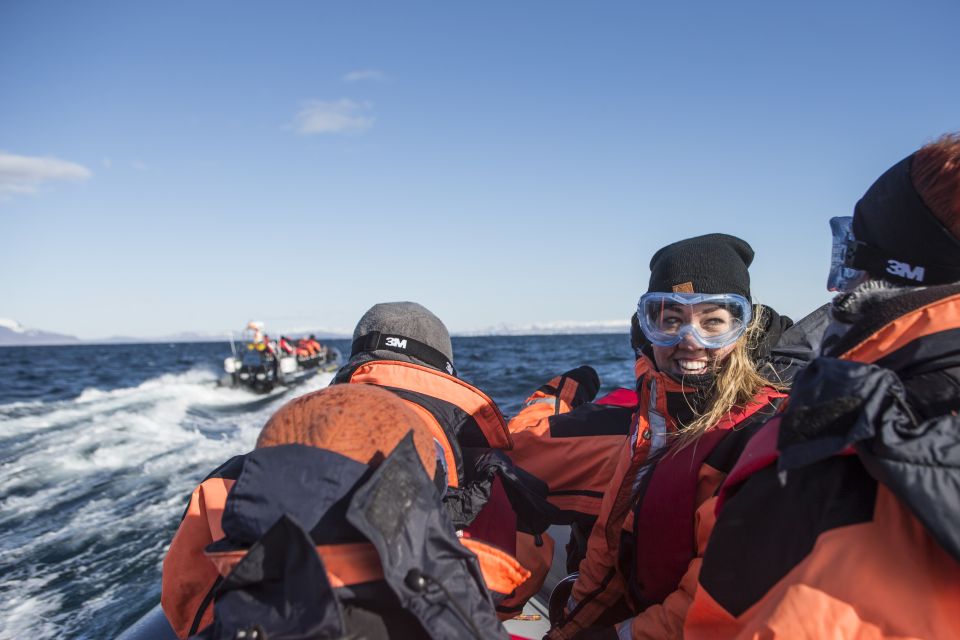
454,320,630,337
0,318,630,346
0,319,350,346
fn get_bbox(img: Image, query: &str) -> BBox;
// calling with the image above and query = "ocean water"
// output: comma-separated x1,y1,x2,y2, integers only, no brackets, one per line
0,335,634,640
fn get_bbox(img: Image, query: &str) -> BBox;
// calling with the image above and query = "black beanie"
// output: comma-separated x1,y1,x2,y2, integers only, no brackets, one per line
852,154,960,284
647,233,754,300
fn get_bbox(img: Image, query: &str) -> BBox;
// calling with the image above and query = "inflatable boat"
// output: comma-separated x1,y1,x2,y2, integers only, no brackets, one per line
218,323,341,394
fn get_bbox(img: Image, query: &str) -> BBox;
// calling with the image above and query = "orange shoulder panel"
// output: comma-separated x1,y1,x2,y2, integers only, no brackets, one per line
401,400,460,488
841,293,960,363
348,360,512,449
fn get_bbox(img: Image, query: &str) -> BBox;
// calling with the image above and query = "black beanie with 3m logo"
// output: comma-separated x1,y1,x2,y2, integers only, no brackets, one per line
853,154,960,285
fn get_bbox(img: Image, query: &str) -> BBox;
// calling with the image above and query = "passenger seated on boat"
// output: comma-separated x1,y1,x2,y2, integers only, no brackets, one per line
333,301,559,620
252,334,276,358
540,233,824,640
277,335,295,355
685,133,960,640
295,335,323,358
295,339,310,358
161,384,523,639
508,304,824,581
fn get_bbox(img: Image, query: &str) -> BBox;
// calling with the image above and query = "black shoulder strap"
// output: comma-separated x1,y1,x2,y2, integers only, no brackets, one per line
351,331,457,377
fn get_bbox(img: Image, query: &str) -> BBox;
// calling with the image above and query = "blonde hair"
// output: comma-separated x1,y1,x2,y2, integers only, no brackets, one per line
671,305,788,451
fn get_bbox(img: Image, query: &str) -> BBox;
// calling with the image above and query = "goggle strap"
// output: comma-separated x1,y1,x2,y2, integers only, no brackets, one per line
847,241,960,286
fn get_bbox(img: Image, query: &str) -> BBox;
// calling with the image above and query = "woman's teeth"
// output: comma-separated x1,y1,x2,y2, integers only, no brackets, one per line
678,360,707,372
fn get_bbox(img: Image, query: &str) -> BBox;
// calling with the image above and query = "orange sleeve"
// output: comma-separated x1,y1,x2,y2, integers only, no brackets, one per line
497,531,556,620
686,486,960,639
160,478,233,639
508,377,628,518
548,434,641,639
507,373,579,433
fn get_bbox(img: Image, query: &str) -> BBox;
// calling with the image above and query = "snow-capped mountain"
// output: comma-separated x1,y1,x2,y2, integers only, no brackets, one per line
0,318,81,346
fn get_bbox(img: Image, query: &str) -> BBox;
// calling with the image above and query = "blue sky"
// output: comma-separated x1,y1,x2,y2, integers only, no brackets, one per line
2,1,959,339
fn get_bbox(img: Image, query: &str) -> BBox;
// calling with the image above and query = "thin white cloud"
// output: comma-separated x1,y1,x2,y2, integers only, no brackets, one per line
343,69,386,83
132,160,148,171
295,99,375,135
0,151,92,199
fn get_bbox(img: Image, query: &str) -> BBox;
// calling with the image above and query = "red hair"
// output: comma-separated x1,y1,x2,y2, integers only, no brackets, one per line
911,132,960,240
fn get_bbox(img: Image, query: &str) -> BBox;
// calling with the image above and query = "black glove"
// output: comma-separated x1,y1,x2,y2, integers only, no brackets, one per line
461,448,559,536
443,479,493,529
562,365,600,404
533,366,601,411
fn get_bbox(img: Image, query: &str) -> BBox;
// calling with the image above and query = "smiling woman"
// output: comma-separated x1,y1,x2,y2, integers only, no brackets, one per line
548,233,809,640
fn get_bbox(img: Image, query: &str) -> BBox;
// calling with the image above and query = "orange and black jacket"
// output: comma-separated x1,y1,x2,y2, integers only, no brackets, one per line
507,367,636,525
161,436,527,639
548,306,823,639
686,283,960,639
334,355,559,617
547,357,785,640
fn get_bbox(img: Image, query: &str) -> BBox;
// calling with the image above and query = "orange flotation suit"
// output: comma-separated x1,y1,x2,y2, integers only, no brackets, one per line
547,355,785,639
685,285,960,640
338,358,557,619
162,441,527,639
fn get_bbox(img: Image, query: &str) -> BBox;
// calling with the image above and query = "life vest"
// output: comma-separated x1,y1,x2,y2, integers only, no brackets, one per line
626,380,782,607
557,356,785,639
162,440,528,639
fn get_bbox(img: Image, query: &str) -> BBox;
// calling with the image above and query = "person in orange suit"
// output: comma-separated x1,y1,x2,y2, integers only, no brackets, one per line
685,133,960,640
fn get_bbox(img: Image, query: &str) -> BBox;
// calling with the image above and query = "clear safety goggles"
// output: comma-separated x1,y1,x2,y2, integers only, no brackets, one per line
826,216,869,293
637,292,752,349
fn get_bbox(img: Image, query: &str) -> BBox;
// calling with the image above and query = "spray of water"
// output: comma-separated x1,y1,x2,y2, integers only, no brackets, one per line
0,367,334,640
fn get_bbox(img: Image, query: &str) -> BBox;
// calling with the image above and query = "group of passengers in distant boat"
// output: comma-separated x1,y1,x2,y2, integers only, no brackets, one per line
159,133,960,639
245,320,326,362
